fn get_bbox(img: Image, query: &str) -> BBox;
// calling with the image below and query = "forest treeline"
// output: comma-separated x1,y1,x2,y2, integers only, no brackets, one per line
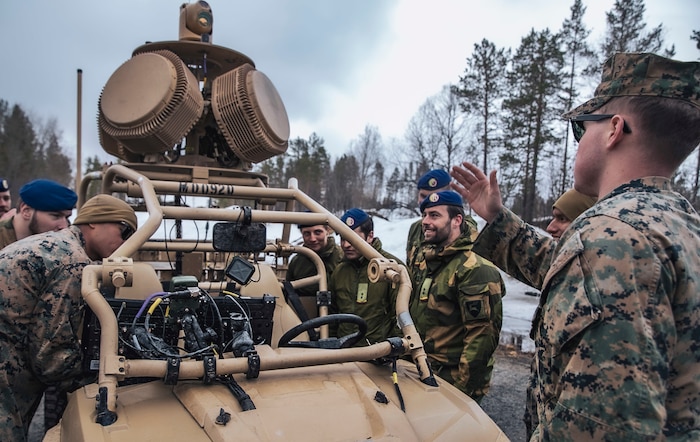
1,0,698,222
257,0,700,220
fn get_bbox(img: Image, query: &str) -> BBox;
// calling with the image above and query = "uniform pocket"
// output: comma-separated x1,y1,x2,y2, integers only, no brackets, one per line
459,283,491,322
539,233,602,356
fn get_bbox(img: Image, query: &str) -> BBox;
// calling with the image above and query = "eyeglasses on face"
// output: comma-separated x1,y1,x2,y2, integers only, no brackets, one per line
570,114,631,142
119,221,135,241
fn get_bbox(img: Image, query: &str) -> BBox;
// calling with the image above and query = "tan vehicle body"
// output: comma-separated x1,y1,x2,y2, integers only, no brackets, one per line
44,3,508,441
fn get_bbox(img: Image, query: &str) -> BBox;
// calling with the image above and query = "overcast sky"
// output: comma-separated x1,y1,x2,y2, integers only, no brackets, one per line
0,0,697,168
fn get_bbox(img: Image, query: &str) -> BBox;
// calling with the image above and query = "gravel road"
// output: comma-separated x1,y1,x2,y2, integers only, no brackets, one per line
481,346,533,442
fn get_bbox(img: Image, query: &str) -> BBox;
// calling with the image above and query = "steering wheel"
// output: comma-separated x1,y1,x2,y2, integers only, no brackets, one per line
277,314,368,349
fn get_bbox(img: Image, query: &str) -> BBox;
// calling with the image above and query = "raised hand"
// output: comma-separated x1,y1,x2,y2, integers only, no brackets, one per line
450,162,503,224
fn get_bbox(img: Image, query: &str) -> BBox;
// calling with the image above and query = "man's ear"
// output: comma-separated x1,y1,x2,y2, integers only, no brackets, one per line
605,115,627,150
18,203,33,220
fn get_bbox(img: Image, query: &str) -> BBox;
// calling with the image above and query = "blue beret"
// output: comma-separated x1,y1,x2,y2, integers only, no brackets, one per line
19,179,78,212
0,178,9,192
340,208,370,228
420,190,463,212
417,169,451,190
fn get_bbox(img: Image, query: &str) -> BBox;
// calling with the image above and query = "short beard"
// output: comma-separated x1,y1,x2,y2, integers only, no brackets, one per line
425,224,451,247
28,212,40,235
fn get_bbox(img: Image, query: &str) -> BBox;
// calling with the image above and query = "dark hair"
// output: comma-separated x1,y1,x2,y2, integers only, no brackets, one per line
355,217,374,236
446,205,465,220
604,96,700,167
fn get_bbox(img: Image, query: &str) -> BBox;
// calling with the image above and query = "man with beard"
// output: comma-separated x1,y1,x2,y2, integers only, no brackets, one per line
405,169,478,274
0,179,77,249
409,190,504,402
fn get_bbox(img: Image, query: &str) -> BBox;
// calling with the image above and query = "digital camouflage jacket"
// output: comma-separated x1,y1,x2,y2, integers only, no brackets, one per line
409,234,504,402
329,237,403,346
0,226,93,441
478,177,700,440
286,235,343,298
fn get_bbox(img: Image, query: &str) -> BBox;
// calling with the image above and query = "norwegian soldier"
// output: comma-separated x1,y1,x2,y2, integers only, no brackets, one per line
409,190,505,402
330,208,404,346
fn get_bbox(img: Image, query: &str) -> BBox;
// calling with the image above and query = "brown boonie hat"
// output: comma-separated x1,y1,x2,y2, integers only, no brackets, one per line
563,52,700,118
73,194,137,231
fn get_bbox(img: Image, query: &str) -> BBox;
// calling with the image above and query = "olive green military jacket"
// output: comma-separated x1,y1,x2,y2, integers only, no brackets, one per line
286,236,343,298
329,238,403,346
409,235,504,402
0,216,18,250
477,177,700,440
0,226,93,441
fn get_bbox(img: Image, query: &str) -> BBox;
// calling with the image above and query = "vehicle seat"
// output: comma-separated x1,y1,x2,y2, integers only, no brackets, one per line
239,263,307,347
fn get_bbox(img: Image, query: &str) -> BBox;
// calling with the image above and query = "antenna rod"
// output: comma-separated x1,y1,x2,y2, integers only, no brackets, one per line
76,68,83,191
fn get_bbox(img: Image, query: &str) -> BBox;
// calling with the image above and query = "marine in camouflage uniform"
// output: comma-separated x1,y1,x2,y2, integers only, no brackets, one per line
452,53,700,440
474,189,596,440
0,227,92,441
0,194,136,441
286,234,343,298
409,191,504,403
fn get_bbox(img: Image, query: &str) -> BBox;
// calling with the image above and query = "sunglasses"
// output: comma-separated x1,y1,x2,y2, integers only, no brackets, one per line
570,114,631,142
119,221,135,241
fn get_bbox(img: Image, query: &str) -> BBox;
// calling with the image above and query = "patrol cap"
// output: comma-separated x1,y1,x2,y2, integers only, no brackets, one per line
417,169,451,190
563,52,700,118
19,179,77,211
420,190,463,212
553,189,596,221
0,179,9,192
340,208,370,229
73,194,138,231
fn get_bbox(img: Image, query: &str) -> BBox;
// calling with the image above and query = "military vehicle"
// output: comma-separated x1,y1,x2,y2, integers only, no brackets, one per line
45,2,508,440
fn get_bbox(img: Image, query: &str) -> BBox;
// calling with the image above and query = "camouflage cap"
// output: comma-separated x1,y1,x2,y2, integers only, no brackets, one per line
563,52,700,119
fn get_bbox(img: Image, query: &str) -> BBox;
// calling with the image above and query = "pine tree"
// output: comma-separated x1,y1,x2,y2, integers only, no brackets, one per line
502,29,565,222
557,0,597,194
600,0,667,60
453,39,510,172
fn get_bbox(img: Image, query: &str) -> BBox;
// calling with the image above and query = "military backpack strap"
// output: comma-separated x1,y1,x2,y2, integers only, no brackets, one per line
282,280,319,341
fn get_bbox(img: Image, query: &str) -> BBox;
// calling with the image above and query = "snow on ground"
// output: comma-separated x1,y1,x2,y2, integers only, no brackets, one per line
133,207,539,352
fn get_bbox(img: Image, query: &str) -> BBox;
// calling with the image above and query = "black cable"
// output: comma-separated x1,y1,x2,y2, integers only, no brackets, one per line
221,375,256,411
392,358,406,412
